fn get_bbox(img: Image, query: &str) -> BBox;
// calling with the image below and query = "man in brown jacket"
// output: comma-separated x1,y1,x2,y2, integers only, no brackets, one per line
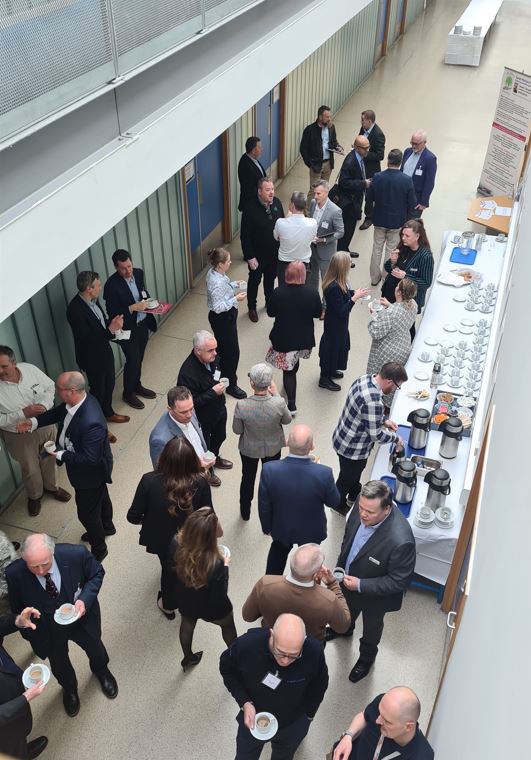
242,543,350,642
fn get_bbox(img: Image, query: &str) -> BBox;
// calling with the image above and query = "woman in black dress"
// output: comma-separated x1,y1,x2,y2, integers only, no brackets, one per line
266,260,322,414
318,251,369,391
127,437,212,619
163,507,237,671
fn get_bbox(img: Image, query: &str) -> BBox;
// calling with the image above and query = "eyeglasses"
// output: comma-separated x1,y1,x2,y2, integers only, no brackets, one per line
270,635,304,661
410,140,424,146
392,380,403,390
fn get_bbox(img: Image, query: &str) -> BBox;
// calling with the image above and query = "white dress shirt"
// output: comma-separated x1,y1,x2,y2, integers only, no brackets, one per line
36,557,62,592
274,215,317,263
0,363,55,432
174,416,205,458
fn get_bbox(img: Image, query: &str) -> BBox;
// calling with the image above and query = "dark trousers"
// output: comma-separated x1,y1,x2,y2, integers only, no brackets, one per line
208,308,240,387
266,540,294,575
346,601,386,663
83,350,116,418
118,320,150,397
247,256,277,309
48,625,109,691
235,712,311,760
239,451,281,519
337,207,359,252
336,455,368,510
199,406,227,457
277,260,310,284
74,484,114,556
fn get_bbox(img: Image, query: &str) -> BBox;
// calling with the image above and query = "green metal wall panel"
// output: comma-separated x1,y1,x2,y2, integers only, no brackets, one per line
0,174,188,510
388,0,402,47
228,108,255,238
405,0,425,30
283,0,379,173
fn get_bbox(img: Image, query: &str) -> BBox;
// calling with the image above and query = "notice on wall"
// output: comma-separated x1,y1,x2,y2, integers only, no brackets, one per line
478,67,531,197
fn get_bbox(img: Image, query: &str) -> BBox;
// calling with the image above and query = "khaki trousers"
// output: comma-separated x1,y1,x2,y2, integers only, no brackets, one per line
2,425,58,499
370,226,400,284
308,160,332,200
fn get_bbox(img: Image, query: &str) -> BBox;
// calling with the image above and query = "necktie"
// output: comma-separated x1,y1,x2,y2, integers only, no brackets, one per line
360,157,366,180
0,646,23,677
45,573,59,598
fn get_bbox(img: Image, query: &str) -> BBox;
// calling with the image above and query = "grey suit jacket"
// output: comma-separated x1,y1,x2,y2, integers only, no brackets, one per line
309,198,344,260
232,394,291,459
149,410,206,468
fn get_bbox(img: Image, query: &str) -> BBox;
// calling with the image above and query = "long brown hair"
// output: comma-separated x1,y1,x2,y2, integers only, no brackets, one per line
156,437,205,517
399,219,431,254
322,251,351,294
174,507,221,588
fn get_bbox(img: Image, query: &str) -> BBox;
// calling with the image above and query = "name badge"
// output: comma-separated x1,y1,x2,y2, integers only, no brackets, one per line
141,290,148,299
213,369,221,381
415,168,423,176
410,268,418,273
262,672,281,690
321,221,329,229
369,556,380,566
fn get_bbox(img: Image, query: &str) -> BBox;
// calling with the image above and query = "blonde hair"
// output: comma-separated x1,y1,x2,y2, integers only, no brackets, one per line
397,277,417,309
208,248,230,269
322,251,351,294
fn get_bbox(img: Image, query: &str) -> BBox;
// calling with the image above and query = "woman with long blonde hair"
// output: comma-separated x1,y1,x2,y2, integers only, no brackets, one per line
318,251,369,391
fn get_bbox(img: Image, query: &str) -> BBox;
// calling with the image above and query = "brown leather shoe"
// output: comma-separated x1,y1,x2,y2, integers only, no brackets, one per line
359,219,372,230
248,309,259,323
106,414,130,423
28,498,41,517
108,432,117,444
44,487,72,503
215,456,233,470
319,309,326,320
207,471,222,487
136,386,156,399
122,394,145,409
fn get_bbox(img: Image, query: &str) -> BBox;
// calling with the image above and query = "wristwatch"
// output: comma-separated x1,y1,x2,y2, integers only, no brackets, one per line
340,731,355,740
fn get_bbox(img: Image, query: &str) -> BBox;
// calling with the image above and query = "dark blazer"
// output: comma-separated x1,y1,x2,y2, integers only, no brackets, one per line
103,268,157,333
267,284,322,353
237,153,266,211
400,147,437,208
359,123,386,178
149,410,207,468
335,149,366,219
127,471,212,556
300,121,340,171
66,293,115,370
258,457,340,545
0,615,32,760
240,196,284,263
177,351,226,432
6,544,105,660
364,168,417,229
337,505,416,614
35,394,113,488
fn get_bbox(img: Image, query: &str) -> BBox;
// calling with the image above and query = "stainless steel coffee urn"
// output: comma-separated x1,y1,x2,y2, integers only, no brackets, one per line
439,416,464,459
424,468,452,511
406,408,431,450
392,459,417,503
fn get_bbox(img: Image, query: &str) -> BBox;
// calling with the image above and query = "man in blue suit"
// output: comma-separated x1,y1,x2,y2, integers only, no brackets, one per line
365,149,417,285
16,372,114,561
6,534,118,718
401,130,437,218
258,424,341,574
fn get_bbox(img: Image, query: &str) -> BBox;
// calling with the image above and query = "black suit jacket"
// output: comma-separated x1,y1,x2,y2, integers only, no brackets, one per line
337,505,416,614
237,154,266,211
0,615,32,759
6,544,104,660
364,168,417,229
66,293,115,371
177,351,226,432
103,268,157,334
359,123,386,178
240,196,284,263
335,150,366,220
35,394,113,489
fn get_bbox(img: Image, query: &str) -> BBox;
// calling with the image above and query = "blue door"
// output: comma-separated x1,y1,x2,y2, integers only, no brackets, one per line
255,87,281,179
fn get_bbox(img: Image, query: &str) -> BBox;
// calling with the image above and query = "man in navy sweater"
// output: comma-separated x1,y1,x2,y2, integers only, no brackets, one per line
220,613,328,759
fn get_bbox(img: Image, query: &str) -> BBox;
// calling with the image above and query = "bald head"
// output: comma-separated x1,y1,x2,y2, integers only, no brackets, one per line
287,424,313,456
376,686,421,743
290,544,324,581
271,614,306,661
56,371,86,405
354,135,370,152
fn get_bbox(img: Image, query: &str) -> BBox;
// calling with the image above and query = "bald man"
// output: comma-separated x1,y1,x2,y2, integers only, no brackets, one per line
16,373,114,561
333,686,433,759
332,135,372,256
220,613,328,759
258,425,340,574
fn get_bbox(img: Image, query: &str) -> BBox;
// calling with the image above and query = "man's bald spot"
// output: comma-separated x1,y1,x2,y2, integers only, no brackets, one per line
58,370,85,390
354,136,370,150
385,686,421,723
273,613,306,646
287,424,313,455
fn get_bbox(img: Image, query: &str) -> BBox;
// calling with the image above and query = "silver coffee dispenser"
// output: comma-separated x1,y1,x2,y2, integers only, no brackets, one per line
424,468,452,511
406,408,431,450
439,416,464,459
392,459,417,503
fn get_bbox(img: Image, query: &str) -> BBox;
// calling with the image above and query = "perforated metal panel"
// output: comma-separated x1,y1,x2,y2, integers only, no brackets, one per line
203,0,257,27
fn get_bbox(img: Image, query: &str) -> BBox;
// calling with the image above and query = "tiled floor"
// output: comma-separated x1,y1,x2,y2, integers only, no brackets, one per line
2,0,530,756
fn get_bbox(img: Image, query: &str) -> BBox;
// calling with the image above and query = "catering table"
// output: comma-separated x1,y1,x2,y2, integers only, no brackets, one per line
369,231,507,586
444,0,503,67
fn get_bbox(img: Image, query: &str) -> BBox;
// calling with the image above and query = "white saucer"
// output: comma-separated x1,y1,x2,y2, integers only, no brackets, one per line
424,337,438,346
251,712,278,741
453,294,467,303
414,371,430,381
443,324,457,332
54,609,80,626
417,354,432,363
459,327,473,335
460,318,474,327
22,662,51,689
435,507,454,528
146,299,159,309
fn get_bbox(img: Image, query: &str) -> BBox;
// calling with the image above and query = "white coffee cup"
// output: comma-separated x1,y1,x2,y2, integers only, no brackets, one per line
146,299,158,309
218,544,231,560
29,664,43,683
43,441,56,454
255,714,271,735
220,377,229,389
239,281,248,291
420,351,430,361
203,451,216,467
58,603,75,620
332,567,346,582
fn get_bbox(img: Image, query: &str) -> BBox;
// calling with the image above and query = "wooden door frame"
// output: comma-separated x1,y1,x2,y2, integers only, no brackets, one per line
381,0,392,57
400,0,408,35
278,79,286,179
221,130,231,243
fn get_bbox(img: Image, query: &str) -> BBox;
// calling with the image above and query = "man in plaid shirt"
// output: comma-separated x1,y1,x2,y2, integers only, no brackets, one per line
332,363,407,512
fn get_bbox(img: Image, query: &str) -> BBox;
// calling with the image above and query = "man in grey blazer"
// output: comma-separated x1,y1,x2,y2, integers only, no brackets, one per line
326,480,416,683
308,180,345,305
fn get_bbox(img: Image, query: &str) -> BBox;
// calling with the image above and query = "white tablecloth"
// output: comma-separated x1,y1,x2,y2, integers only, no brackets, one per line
445,0,502,67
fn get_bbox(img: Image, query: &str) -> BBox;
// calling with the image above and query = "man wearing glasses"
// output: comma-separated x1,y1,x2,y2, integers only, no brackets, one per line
220,613,328,759
400,130,437,218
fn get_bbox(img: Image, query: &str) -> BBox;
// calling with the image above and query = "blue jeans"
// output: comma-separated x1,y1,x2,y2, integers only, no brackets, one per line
235,713,311,760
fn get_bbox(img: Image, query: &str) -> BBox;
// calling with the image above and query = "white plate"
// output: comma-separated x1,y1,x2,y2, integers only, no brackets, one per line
443,324,457,332
417,353,433,363
459,327,473,335
440,340,454,349
414,371,430,381
22,662,51,689
453,294,467,303
250,712,278,741
54,609,81,626
424,337,438,346
460,318,474,327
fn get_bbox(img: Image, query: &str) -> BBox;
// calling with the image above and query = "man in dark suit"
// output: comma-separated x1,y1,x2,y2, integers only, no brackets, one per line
103,249,157,409
237,136,266,211
66,270,129,429
401,130,437,217
300,105,343,200
358,109,386,230
6,534,117,718
177,331,233,472
16,372,114,561
332,135,372,259
365,149,417,285
326,480,416,683
0,607,48,759
258,424,341,574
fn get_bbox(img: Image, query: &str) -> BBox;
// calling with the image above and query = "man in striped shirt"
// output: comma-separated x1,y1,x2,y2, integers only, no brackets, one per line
332,363,407,512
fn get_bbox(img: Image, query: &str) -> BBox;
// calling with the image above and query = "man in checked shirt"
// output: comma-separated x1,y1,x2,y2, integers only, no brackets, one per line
332,362,407,513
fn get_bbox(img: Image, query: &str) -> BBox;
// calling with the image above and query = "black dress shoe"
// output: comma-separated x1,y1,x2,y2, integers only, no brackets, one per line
350,262,356,269
92,547,108,562
12,541,20,551
81,527,116,542
97,669,118,699
349,251,360,258
248,309,259,323
27,498,41,517
122,393,145,410
319,376,341,391
226,385,247,399
63,689,80,717
207,471,221,487
348,659,374,683
332,371,344,379
325,626,354,642
181,651,203,672
359,219,373,230
135,385,156,399
28,736,48,759
215,456,233,470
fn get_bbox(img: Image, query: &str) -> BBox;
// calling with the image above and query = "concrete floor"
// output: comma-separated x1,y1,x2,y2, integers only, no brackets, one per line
2,0,530,756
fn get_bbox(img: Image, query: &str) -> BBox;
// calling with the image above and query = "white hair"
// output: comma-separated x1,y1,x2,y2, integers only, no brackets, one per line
193,330,215,349
20,533,55,557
